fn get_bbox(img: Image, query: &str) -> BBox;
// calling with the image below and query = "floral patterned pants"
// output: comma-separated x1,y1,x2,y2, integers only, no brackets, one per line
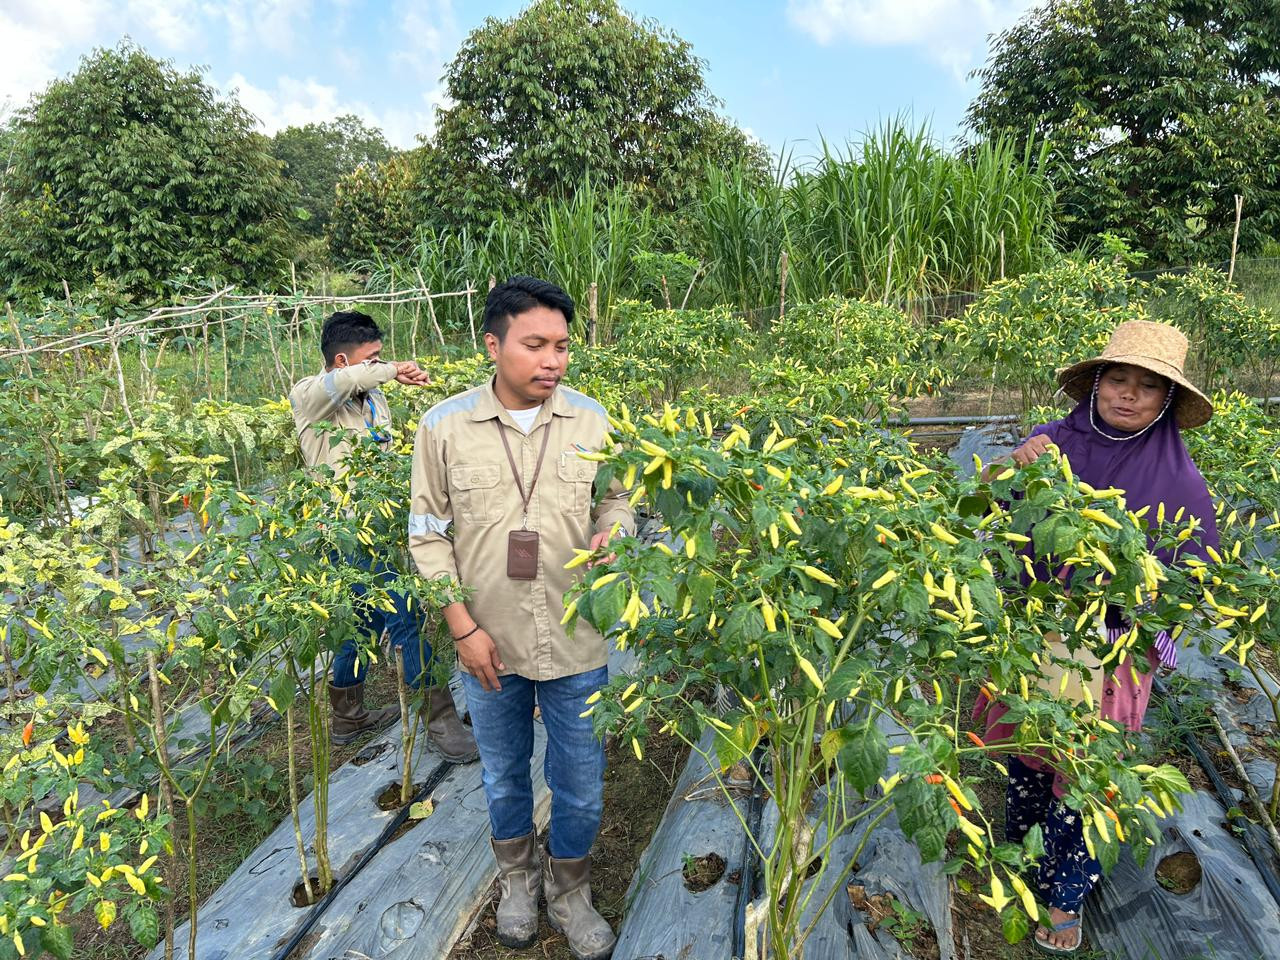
1005,756,1101,914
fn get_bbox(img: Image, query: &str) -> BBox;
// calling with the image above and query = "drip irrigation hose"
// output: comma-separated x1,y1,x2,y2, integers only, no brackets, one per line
732,745,767,960
1152,676,1280,911
268,756,454,960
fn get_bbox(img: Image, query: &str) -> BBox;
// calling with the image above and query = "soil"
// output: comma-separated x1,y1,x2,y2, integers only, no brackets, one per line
1155,851,1203,894
904,383,1028,420
449,728,687,960
375,778,424,811
848,885,941,960
682,851,727,892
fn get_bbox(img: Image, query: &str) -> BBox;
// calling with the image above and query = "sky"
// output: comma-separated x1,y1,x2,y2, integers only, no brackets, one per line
0,0,1040,158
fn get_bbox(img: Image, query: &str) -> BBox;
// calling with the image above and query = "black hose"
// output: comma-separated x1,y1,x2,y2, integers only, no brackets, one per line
1152,676,1280,910
268,757,454,960
732,745,767,960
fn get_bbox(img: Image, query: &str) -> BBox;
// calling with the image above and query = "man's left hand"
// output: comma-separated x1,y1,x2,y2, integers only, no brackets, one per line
394,361,431,386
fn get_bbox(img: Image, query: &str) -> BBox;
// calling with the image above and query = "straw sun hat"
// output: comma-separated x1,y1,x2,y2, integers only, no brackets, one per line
1057,320,1213,429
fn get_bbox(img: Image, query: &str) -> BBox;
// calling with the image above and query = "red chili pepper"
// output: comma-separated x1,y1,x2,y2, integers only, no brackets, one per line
22,719,34,747
966,732,986,748
948,798,963,815
925,773,944,785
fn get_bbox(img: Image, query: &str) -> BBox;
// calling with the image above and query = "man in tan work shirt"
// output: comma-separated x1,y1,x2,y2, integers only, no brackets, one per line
289,310,477,762
409,277,632,960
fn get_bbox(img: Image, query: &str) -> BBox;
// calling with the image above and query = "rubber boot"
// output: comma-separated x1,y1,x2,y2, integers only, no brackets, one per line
328,681,398,746
491,832,541,948
543,849,615,960
421,684,479,762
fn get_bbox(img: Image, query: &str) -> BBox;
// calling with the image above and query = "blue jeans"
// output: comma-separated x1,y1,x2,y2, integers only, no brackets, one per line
461,666,608,859
330,551,433,689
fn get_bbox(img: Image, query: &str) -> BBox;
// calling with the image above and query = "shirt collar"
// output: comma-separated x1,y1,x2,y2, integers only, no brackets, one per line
471,377,575,426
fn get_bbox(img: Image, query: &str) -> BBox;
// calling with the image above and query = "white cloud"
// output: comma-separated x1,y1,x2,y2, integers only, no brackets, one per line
391,0,457,82
213,0,315,53
0,0,455,147
224,72,439,147
0,0,112,111
125,0,201,48
787,0,1037,78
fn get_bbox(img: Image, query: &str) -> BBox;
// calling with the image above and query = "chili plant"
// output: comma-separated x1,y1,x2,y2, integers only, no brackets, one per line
569,404,1196,957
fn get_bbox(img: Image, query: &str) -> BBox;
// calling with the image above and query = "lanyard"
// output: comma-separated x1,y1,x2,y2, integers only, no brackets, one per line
364,395,390,443
496,418,552,529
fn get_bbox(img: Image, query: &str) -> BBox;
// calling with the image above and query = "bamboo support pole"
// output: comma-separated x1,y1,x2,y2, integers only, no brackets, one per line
588,282,599,346
883,236,896,306
108,320,137,428
0,286,476,361
1229,194,1244,285
466,286,477,349
417,270,447,352
1208,711,1280,863
388,267,398,358
778,251,789,322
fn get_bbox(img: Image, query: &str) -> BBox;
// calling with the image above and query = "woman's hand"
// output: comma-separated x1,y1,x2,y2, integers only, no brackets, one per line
1011,434,1054,467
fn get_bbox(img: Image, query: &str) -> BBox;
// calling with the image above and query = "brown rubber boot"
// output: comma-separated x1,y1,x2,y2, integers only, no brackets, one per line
543,849,615,960
328,681,398,746
491,832,541,948
421,684,479,762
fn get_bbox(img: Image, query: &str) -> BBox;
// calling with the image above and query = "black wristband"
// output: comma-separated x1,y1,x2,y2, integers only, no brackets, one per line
453,625,480,642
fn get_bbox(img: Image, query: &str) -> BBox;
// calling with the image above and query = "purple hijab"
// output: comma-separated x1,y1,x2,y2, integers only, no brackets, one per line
1029,387,1219,662
1029,394,1219,563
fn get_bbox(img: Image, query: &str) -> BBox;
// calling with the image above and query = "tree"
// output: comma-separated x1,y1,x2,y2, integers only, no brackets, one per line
0,42,297,300
328,150,425,264
415,0,770,231
272,115,392,237
966,0,1280,264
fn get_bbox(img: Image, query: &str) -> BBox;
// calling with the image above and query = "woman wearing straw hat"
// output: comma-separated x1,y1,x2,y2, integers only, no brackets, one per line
986,320,1220,954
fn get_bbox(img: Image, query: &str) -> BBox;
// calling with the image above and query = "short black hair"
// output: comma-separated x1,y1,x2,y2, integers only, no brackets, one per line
321,311,382,365
483,276,574,341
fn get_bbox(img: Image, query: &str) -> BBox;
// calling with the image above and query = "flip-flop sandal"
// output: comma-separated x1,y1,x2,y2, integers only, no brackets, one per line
1034,913,1083,955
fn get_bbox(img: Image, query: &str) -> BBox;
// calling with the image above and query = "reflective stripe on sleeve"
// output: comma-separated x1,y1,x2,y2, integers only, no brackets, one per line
408,513,451,537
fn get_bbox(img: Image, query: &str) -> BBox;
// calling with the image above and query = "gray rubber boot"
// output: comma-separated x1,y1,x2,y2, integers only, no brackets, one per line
328,681,398,746
491,832,541,948
422,684,479,762
543,849,615,960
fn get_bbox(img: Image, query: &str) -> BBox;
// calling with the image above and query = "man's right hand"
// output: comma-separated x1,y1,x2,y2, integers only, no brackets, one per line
1011,434,1055,467
457,627,505,692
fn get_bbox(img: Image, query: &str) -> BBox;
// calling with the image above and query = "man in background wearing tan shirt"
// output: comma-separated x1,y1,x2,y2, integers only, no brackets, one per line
409,278,632,960
289,310,477,761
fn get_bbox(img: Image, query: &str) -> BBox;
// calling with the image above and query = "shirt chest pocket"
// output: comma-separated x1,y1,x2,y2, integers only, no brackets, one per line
558,459,597,515
450,463,502,525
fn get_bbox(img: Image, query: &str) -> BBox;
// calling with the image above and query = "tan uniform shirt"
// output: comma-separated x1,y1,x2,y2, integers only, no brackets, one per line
289,361,396,473
409,380,634,680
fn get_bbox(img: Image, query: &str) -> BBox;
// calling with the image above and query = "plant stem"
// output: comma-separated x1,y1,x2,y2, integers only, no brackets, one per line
394,649,414,805
186,799,199,960
145,652,176,960
310,670,333,892
286,704,313,904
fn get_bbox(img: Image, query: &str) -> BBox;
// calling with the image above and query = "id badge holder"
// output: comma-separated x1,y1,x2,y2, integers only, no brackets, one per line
507,528,539,580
